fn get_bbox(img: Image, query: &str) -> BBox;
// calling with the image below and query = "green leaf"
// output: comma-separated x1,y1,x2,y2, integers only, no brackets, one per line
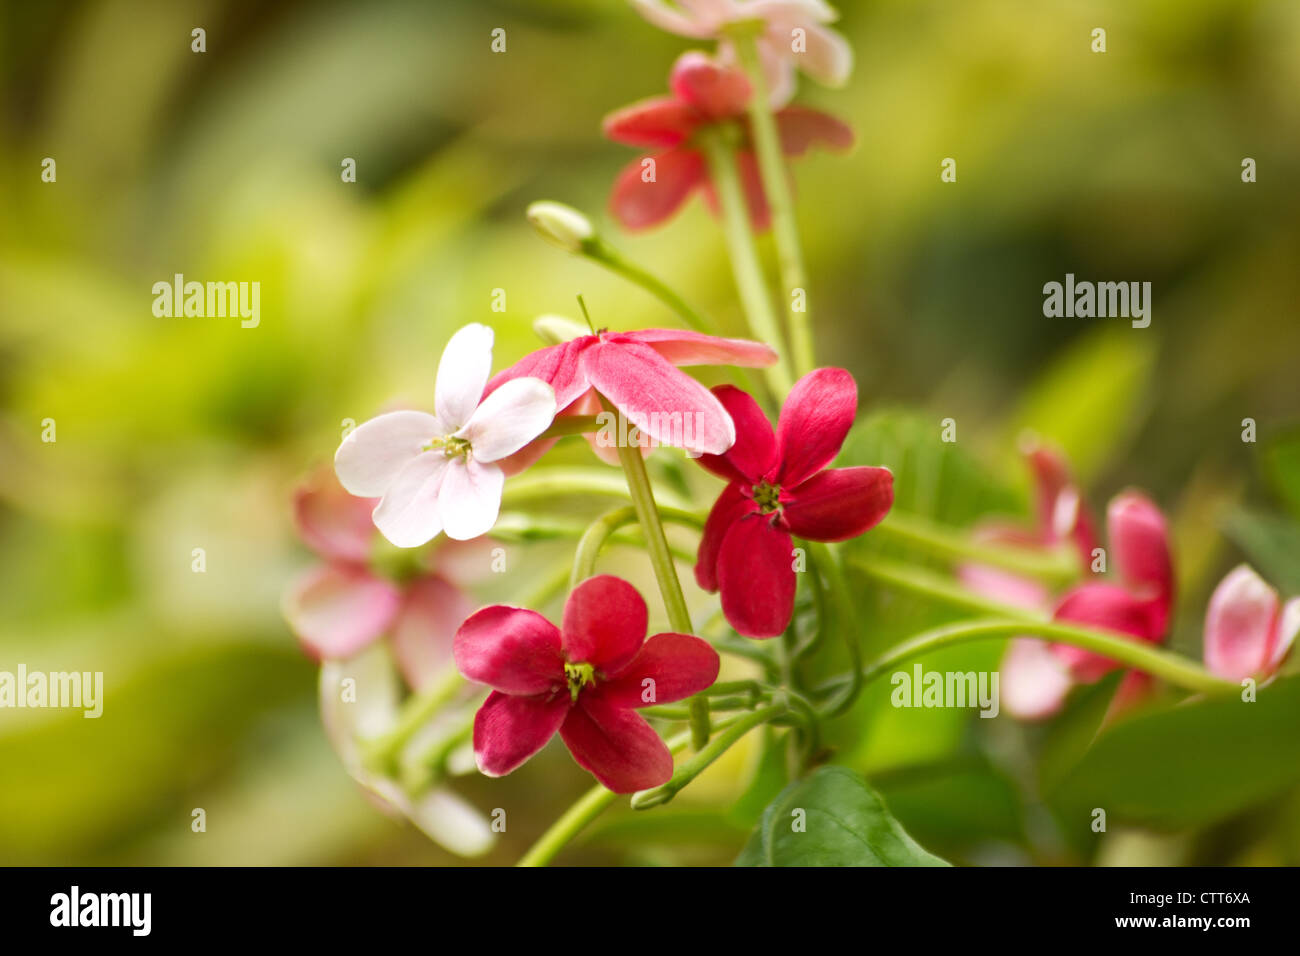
1262,426,1300,520
1222,508,1300,594
734,766,950,866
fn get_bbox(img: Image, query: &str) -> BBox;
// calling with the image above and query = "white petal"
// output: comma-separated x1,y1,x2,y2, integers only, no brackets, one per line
457,377,556,463
372,452,450,548
438,460,505,540
1270,597,1300,673
629,0,720,37
435,323,495,430
1001,638,1072,719
318,644,402,767
334,410,442,497
797,21,853,86
408,789,495,857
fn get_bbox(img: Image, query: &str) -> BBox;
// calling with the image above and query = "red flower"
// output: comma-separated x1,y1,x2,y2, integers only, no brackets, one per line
487,326,777,465
693,368,894,638
453,575,720,792
603,50,852,231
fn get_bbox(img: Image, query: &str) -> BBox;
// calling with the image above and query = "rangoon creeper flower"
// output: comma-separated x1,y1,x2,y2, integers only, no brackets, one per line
487,323,777,464
334,323,557,548
604,50,852,230
1203,564,1299,682
629,0,853,107
693,368,894,637
454,575,720,792
283,467,482,689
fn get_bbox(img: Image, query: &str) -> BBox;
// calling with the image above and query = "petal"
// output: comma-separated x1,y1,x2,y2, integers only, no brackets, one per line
627,0,721,38
438,460,505,541
599,633,720,708
371,452,449,548
389,575,471,691
1000,638,1072,720
562,575,649,673
616,328,779,369
473,690,570,778
292,470,377,563
582,340,736,455
1051,583,1163,682
695,483,756,592
602,96,699,148
560,694,673,792
776,367,858,486
407,789,495,858
787,20,853,87
782,466,893,541
1271,598,1300,673
774,106,854,155
284,565,401,660
457,376,556,463
718,514,796,638
695,385,779,483
1023,441,1099,562
485,338,594,413
669,50,751,120
609,149,706,231
453,604,564,695
1107,490,1174,600
435,323,495,431
334,410,442,497
1203,564,1280,682
746,0,839,24
957,562,1051,612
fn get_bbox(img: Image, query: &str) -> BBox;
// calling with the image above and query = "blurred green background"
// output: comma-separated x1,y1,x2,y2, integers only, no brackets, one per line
1,0,1298,865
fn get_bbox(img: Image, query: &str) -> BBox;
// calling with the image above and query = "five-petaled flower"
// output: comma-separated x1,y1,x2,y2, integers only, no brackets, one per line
487,324,777,464
454,575,720,792
604,50,852,230
334,323,557,548
630,0,853,107
693,367,894,637
1203,564,1299,682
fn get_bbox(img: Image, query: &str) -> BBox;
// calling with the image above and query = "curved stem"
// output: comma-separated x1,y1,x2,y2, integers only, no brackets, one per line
875,510,1080,585
501,467,695,513
730,30,814,377
362,666,465,773
516,783,618,868
808,541,861,717
817,619,1238,699
538,415,602,440
698,124,793,399
849,552,1043,619
583,238,717,335
571,506,639,589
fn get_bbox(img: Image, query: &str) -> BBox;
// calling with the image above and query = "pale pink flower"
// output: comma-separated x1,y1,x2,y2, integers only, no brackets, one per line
334,324,557,548
1203,564,1299,682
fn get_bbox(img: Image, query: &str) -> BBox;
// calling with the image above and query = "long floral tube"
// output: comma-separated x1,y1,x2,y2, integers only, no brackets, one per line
814,618,1239,701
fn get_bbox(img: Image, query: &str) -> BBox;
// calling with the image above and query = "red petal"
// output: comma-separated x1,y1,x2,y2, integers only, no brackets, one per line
284,564,401,660
602,96,699,148
1051,583,1163,682
599,632,721,708
389,575,470,691
669,50,751,121
615,328,778,369
1107,490,1174,601
695,385,778,483
717,514,796,638
782,466,893,541
694,483,756,592
1024,441,1097,562
774,106,854,156
559,694,673,792
453,605,564,695
582,340,737,455
776,367,858,487
484,338,593,413
562,575,648,673
609,148,705,231
473,690,570,777
293,471,377,564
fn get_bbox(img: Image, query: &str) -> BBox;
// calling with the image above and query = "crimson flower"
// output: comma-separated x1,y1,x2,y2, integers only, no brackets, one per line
693,367,894,638
603,50,852,231
487,326,776,464
453,575,720,792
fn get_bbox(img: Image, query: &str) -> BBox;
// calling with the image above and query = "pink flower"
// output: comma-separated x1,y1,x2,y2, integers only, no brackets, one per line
693,368,893,637
1203,564,1299,682
603,50,852,230
283,468,481,690
486,325,777,462
454,575,720,792
629,0,853,106
334,323,557,548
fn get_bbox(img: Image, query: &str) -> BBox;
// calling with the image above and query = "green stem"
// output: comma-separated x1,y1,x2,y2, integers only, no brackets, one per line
599,398,710,749
501,467,695,513
698,124,794,398
362,666,465,773
807,541,861,717
730,30,814,377
875,510,1080,585
571,506,638,589
849,552,1045,619
630,703,786,809
582,238,717,335
816,619,1238,699
538,415,602,440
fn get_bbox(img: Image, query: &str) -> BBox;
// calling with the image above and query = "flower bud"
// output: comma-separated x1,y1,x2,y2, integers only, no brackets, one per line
526,200,594,253
1203,564,1299,681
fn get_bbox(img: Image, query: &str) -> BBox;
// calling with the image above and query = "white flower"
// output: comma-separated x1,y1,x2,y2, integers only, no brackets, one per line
335,323,556,547
629,0,853,107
